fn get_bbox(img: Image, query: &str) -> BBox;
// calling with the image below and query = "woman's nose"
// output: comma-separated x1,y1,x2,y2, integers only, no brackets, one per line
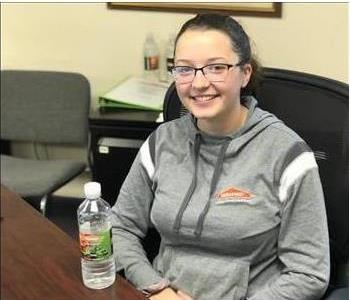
191,69,210,90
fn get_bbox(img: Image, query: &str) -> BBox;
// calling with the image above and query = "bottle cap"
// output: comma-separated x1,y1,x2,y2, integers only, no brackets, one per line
84,182,101,199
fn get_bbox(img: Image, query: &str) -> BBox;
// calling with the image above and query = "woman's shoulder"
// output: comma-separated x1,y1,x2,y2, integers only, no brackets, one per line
253,112,313,163
155,113,194,139
268,121,305,144
264,121,314,169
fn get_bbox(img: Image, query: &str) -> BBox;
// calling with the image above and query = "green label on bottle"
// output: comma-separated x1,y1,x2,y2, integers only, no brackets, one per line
79,229,113,261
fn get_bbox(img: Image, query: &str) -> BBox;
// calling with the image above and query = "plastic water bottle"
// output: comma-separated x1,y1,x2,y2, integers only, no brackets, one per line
143,32,160,81
78,182,116,289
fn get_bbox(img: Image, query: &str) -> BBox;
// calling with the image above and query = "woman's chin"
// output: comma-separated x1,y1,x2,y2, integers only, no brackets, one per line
191,110,216,120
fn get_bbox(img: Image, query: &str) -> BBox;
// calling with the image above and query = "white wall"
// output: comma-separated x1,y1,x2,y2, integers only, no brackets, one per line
1,2,348,111
1,3,348,164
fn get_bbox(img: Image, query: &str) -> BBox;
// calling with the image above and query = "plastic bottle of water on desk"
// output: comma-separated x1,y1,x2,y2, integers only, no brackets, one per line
143,32,160,81
78,182,115,289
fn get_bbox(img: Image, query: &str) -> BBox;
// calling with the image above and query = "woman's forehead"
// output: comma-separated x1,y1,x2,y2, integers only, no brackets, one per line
177,29,232,46
175,29,237,63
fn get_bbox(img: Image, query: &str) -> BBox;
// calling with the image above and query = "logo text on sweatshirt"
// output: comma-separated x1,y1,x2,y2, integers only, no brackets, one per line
216,186,253,201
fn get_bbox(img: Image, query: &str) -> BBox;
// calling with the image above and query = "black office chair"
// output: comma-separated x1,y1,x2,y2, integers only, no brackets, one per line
1,70,91,215
162,68,349,300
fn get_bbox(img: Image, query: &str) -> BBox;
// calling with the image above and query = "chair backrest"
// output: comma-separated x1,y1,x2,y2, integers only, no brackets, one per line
254,69,349,272
163,83,185,121
163,68,349,285
1,70,90,145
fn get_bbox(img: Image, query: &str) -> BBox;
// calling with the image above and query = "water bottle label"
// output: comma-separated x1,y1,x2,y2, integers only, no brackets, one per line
79,229,113,261
144,56,159,70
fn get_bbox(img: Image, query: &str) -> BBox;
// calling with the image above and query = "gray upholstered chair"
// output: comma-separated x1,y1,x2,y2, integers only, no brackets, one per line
1,70,90,215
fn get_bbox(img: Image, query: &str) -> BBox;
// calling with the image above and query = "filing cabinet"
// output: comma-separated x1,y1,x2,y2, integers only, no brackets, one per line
89,109,161,205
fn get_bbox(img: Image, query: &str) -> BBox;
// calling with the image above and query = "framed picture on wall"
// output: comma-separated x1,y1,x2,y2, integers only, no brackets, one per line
107,2,282,18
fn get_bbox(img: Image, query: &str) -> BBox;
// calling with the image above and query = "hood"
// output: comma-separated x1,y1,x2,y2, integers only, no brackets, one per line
173,96,283,238
185,96,281,148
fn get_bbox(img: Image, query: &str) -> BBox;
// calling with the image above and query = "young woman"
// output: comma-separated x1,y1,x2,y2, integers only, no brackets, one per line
112,14,330,300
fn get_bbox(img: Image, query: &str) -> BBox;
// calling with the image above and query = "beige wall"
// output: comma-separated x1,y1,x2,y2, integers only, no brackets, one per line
1,3,348,111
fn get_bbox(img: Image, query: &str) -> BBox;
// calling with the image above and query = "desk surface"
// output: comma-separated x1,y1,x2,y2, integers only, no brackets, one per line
90,109,161,127
0,185,146,300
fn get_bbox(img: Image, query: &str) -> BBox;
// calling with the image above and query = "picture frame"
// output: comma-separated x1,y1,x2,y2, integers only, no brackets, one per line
107,2,282,18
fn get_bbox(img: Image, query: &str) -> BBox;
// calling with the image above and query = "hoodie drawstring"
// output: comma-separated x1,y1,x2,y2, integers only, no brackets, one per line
173,133,231,238
173,133,202,233
194,138,231,237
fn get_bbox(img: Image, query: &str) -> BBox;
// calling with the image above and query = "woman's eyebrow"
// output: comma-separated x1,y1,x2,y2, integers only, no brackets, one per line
174,59,192,65
207,57,227,63
175,57,227,65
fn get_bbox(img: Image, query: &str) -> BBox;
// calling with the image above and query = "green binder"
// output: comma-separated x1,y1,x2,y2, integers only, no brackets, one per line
99,77,169,112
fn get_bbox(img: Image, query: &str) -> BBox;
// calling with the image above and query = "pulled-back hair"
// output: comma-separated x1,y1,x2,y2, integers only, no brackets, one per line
175,13,261,95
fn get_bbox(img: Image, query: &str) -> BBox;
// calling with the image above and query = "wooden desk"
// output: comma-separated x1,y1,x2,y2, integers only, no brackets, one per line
0,185,146,300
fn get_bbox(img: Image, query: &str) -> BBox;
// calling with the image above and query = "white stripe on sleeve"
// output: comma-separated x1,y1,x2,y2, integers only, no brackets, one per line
279,151,317,203
140,138,155,179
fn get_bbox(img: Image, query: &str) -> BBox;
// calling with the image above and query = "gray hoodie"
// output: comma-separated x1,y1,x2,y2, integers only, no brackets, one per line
112,96,330,300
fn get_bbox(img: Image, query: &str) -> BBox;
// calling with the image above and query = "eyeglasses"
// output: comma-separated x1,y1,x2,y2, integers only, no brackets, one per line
171,62,242,84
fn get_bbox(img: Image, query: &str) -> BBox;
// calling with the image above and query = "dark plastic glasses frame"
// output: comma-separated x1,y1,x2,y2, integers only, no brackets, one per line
171,62,243,83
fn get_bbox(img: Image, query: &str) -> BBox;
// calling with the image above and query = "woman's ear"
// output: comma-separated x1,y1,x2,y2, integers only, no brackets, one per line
241,64,253,88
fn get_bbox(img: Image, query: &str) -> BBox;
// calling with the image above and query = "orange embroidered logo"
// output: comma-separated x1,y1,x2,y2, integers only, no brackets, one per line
216,186,253,201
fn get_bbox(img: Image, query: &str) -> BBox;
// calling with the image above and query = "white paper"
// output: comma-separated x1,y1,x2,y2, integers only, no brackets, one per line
101,77,169,110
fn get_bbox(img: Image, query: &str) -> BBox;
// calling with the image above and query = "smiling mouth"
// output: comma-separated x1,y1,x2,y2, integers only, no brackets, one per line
191,95,219,102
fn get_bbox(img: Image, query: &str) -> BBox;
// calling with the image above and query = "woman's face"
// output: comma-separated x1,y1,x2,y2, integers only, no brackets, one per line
174,29,252,125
